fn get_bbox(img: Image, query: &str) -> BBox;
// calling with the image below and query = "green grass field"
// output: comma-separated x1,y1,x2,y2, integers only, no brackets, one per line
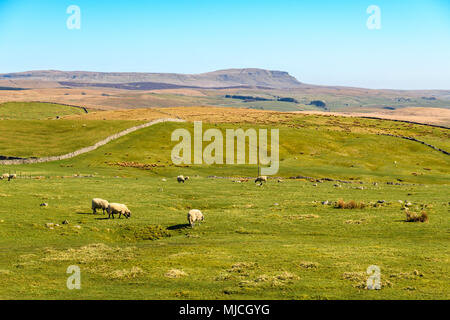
0,120,142,157
0,103,448,300
0,102,86,120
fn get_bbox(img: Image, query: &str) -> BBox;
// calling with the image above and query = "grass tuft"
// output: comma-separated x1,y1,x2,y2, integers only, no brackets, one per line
336,200,366,209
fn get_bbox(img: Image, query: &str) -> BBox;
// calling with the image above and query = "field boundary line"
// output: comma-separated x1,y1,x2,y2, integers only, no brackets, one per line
0,118,185,165
379,133,449,155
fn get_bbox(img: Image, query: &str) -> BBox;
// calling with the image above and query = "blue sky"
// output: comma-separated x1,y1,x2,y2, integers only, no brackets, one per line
0,0,449,89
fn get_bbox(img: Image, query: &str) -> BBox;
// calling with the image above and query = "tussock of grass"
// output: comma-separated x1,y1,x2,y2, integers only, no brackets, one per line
405,210,429,223
275,271,300,281
299,262,319,269
286,214,319,220
390,270,424,279
236,272,300,290
344,219,366,225
42,243,136,263
343,271,392,289
107,266,144,280
342,271,366,282
230,262,257,273
165,269,188,278
336,200,366,209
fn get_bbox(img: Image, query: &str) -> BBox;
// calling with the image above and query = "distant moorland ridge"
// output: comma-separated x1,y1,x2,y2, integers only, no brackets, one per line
0,68,303,89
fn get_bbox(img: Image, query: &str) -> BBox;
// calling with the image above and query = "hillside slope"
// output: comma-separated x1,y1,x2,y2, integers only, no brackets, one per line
2,107,448,184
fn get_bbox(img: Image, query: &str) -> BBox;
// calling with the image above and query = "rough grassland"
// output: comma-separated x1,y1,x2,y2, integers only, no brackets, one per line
0,102,85,120
0,105,448,300
0,120,142,157
3,121,448,184
0,176,448,299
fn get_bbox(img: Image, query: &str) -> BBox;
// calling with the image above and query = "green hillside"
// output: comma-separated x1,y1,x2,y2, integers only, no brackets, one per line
0,120,143,158
3,117,448,184
0,102,87,120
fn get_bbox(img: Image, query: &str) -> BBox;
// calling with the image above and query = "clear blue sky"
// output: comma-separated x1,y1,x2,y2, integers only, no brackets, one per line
0,0,449,89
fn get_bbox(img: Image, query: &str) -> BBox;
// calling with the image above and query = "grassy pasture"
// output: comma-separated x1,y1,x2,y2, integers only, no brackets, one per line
0,102,86,120
0,120,142,157
0,176,448,299
0,103,448,300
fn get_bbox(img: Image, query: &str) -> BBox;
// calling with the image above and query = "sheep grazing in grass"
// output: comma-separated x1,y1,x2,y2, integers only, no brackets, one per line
255,176,268,184
107,203,131,219
177,175,189,183
1,174,9,180
8,174,16,181
92,198,109,215
188,209,204,228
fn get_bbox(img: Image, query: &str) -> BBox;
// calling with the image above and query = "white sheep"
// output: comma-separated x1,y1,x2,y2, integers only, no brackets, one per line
187,209,204,228
255,176,268,184
107,203,131,219
1,173,9,180
91,198,109,215
177,175,190,183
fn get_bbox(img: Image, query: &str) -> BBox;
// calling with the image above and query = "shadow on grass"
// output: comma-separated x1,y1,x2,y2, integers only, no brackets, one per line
167,224,191,230
77,212,108,216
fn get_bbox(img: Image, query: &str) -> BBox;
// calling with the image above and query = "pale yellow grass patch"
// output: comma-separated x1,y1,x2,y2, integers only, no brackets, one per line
42,243,136,264
107,266,144,280
165,269,188,278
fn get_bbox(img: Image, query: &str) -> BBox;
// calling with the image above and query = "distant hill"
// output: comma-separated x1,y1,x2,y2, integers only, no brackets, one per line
0,68,303,89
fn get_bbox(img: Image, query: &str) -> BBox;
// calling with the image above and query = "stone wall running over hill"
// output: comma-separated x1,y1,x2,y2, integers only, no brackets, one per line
380,134,449,155
0,118,185,165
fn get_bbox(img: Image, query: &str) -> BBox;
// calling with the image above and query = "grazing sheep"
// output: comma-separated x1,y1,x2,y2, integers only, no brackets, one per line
107,203,131,219
8,174,16,181
1,173,9,180
255,176,268,184
92,198,109,215
187,209,204,228
177,175,189,183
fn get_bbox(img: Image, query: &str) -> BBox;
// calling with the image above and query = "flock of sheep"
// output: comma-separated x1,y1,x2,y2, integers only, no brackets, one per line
92,197,204,227
90,175,213,227
5,173,264,227
91,198,131,219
